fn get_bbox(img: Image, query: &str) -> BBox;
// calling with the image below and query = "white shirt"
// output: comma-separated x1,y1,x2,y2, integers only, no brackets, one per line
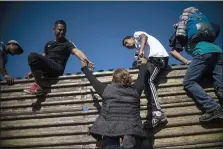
134,31,169,58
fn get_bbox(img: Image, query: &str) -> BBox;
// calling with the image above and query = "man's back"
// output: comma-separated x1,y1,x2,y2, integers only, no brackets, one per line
186,41,222,56
134,31,169,58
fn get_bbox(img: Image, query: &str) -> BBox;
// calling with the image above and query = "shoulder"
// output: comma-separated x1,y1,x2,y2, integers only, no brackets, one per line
66,40,77,48
0,41,4,45
0,41,5,50
134,31,148,38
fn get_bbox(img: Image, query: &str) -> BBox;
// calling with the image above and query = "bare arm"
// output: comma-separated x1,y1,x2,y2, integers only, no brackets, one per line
170,48,191,65
0,67,8,76
139,34,148,56
0,52,14,85
42,52,46,56
0,52,8,76
72,48,88,61
71,48,94,68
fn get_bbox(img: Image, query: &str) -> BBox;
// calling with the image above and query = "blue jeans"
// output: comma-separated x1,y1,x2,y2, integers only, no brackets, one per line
183,53,223,113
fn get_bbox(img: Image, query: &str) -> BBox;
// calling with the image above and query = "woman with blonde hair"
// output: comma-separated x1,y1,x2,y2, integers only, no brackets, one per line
81,57,148,149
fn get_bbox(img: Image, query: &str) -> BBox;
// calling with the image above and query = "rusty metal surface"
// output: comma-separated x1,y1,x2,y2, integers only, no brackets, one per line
0,65,222,149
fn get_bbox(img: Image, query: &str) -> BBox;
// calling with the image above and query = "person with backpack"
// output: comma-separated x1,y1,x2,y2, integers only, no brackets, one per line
170,9,223,122
0,40,24,86
122,31,169,128
81,57,148,149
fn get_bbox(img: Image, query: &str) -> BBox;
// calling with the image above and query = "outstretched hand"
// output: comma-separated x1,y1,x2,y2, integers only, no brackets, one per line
185,60,191,65
136,57,147,67
85,59,95,70
25,72,33,79
4,75,14,86
81,60,88,68
81,59,95,71
138,51,144,58
139,57,147,64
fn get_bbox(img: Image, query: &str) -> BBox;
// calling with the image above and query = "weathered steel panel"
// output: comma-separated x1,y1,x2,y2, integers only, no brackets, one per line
0,65,222,149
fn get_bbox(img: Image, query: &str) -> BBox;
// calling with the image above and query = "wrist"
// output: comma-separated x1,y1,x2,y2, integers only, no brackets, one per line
141,61,147,64
183,60,189,64
81,66,88,70
4,74,9,77
139,49,144,53
141,58,147,64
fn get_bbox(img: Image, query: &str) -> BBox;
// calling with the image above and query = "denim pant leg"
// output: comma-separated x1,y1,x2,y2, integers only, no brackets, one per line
183,54,218,113
212,53,223,103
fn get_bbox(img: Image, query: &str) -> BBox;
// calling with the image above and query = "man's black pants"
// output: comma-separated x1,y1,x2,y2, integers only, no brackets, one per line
101,136,142,149
28,52,64,77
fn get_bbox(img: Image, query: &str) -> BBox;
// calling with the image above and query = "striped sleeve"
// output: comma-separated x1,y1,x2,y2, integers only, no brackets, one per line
68,40,77,51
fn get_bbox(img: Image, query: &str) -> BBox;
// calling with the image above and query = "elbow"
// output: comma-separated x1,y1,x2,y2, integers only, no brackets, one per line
170,50,174,55
73,49,79,56
72,48,81,56
141,34,148,41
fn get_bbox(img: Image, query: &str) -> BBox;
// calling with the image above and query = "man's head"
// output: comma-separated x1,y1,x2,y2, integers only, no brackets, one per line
122,36,136,49
6,40,24,55
112,68,133,86
54,20,67,41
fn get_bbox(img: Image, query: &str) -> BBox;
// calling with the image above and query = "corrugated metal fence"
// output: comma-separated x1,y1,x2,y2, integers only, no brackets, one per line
0,65,222,149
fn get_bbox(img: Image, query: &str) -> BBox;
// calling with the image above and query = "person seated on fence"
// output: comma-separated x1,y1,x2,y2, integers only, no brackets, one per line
0,40,24,86
24,20,94,95
122,31,169,128
169,10,223,122
81,57,148,149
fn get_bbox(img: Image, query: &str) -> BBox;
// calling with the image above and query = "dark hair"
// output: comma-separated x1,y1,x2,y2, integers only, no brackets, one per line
55,20,66,28
112,68,133,85
122,36,133,46
17,47,23,54
9,43,24,54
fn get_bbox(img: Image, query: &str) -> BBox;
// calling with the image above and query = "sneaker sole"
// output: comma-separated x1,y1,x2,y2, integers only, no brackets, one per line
153,117,168,128
23,89,45,96
199,111,223,122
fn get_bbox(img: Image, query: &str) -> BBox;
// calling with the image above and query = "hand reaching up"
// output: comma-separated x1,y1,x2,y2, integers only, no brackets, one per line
139,57,147,64
81,60,88,68
85,59,95,70
4,75,14,86
136,57,147,67
25,72,33,79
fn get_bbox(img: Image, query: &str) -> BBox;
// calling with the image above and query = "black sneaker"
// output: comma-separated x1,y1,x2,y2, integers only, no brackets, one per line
199,106,223,122
152,111,168,128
